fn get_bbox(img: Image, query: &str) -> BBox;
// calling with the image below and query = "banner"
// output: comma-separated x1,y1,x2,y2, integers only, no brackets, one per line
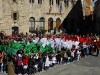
49,5,52,13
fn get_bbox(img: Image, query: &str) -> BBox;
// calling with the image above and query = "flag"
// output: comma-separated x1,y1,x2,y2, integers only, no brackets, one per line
49,5,52,13
59,3,62,14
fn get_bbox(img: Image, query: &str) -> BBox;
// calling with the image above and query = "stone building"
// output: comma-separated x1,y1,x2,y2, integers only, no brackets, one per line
82,0,93,17
62,0,94,34
0,0,78,35
81,0,94,34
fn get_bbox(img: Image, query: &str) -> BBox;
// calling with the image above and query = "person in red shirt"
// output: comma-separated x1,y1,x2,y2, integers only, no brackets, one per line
89,37,94,45
67,35,72,41
22,56,29,74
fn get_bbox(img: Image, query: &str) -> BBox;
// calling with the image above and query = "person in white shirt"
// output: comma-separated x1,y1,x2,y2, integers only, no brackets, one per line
45,55,50,70
83,42,88,57
76,49,81,61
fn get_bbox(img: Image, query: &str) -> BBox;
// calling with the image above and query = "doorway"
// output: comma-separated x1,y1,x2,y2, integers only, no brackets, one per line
12,26,19,36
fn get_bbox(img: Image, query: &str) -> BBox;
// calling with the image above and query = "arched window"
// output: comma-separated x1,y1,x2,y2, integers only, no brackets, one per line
56,0,60,5
56,18,61,28
32,0,34,3
64,0,69,7
38,0,42,4
29,17,35,32
48,18,53,30
49,0,53,5
29,0,34,3
39,17,45,30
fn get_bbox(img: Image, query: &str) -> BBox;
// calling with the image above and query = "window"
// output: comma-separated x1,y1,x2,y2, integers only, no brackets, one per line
49,0,53,5
71,0,75,5
48,18,53,30
56,18,61,28
12,26,19,36
56,0,60,5
13,0,16,2
39,17,45,30
38,0,42,4
29,17,35,32
64,0,69,7
29,0,31,3
32,0,34,3
13,12,18,20
29,0,34,3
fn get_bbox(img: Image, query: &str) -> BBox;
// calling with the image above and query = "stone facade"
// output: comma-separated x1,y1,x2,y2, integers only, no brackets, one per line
0,0,78,35
82,0,93,16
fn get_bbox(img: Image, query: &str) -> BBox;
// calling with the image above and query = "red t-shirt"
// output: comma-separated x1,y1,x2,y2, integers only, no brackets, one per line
79,37,85,43
23,58,28,65
89,39,94,45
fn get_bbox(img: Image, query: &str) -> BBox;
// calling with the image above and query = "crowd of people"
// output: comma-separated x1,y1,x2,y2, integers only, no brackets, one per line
0,32,100,75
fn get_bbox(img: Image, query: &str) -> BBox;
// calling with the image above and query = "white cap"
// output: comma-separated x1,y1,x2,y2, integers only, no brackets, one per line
18,54,22,57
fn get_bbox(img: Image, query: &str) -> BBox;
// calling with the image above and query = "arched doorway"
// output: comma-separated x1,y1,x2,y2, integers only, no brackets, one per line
12,26,19,36
48,18,53,31
39,17,45,30
56,18,61,28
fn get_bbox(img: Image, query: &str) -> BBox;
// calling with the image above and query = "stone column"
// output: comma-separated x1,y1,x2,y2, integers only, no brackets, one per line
53,21,56,29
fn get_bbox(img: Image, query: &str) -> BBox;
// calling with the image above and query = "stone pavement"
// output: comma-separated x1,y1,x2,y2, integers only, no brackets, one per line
0,55,100,75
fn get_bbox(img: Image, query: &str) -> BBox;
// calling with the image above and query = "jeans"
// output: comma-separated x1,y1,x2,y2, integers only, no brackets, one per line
23,68,27,74
97,49,99,56
3,64,7,72
29,67,33,74
17,66,23,74
42,62,45,70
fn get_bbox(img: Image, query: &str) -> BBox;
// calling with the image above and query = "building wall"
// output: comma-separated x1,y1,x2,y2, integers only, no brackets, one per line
0,0,77,35
0,0,3,25
82,0,93,16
